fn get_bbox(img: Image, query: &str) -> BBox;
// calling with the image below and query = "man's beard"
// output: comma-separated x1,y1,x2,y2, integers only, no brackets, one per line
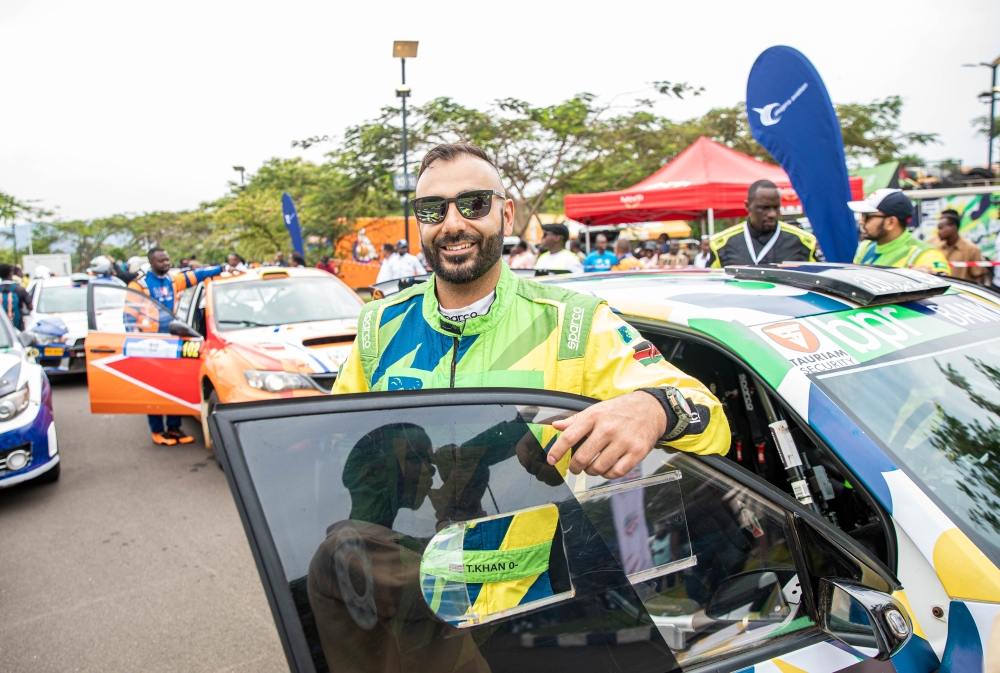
862,222,885,241
423,225,505,284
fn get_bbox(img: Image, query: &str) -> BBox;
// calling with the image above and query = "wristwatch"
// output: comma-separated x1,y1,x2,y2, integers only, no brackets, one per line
639,386,702,441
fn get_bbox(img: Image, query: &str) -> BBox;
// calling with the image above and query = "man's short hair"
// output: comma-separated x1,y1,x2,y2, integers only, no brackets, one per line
939,211,961,226
418,143,497,179
748,179,779,201
615,238,632,253
382,243,395,254
0,264,11,280
147,247,166,260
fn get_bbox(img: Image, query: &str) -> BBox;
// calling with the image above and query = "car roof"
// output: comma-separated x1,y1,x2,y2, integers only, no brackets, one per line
544,267,997,327
210,266,336,286
545,269,857,327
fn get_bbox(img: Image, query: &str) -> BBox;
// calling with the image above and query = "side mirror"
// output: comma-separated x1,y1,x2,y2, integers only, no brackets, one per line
167,320,201,338
818,579,911,660
705,569,801,622
419,503,573,627
17,330,35,348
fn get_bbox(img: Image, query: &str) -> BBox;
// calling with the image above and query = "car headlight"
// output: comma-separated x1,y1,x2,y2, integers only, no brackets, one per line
0,385,30,422
32,332,66,345
244,370,315,392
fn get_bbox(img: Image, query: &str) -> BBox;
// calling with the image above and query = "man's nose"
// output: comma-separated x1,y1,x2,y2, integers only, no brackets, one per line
439,202,469,233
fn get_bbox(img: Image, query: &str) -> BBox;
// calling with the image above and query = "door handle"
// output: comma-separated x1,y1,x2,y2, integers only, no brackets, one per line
89,348,118,353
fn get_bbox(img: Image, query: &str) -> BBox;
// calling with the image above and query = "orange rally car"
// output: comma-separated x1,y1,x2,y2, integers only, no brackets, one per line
84,267,363,453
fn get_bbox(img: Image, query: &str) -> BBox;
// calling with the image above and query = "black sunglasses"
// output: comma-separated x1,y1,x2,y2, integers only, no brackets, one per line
410,190,505,225
862,212,888,223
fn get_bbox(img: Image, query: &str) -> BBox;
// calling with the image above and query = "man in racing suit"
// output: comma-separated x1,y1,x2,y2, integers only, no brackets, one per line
335,143,729,476
128,247,222,446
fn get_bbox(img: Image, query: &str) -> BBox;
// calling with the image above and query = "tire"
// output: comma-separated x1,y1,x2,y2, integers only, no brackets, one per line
202,389,224,470
36,461,60,484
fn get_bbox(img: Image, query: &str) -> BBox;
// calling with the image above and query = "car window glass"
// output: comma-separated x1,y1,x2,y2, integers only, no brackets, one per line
816,326,1000,566
37,285,88,313
92,285,174,334
232,403,682,673
175,286,195,319
213,277,362,331
579,450,813,668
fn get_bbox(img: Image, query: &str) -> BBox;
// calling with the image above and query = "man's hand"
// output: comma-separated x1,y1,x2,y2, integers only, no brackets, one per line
546,391,667,479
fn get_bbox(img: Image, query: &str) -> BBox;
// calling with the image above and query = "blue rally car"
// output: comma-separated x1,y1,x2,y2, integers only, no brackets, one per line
0,306,60,488
208,264,1000,673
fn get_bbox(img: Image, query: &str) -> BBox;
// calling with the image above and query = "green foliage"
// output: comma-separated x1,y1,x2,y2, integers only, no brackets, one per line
971,114,1000,140
836,95,938,164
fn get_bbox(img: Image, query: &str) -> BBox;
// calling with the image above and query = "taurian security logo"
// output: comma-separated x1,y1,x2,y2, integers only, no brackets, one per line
762,321,819,353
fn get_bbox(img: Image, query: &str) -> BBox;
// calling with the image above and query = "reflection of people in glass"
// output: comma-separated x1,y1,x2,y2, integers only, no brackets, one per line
650,521,673,566
307,423,491,673
683,484,752,605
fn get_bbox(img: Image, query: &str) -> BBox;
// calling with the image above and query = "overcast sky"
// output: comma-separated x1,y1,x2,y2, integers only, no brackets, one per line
2,0,998,221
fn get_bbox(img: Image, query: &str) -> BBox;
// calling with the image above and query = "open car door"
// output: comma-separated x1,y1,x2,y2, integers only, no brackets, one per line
209,389,925,673
85,283,203,415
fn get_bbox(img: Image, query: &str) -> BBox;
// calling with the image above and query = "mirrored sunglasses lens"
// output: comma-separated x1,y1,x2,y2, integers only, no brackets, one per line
457,193,491,218
414,200,445,223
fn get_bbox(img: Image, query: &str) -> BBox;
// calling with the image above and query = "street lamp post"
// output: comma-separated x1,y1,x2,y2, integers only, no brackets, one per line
964,57,1000,170
393,41,418,247
233,166,246,189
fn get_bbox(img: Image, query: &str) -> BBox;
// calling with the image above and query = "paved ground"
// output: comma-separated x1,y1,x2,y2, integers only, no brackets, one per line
0,378,287,673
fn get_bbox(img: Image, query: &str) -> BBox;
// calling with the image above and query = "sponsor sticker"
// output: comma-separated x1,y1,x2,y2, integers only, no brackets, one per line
123,337,181,359
761,322,819,353
769,420,802,469
758,320,859,375
180,340,203,359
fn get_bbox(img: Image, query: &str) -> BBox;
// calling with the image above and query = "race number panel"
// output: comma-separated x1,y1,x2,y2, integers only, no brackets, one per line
85,284,202,416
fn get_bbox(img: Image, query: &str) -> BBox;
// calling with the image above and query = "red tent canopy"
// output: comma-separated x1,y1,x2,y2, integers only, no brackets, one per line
564,136,863,226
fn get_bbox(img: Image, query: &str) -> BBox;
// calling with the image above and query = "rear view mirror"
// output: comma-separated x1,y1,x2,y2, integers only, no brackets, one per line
419,503,573,627
167,320,201,338
705,569,801,622
818,579,911,660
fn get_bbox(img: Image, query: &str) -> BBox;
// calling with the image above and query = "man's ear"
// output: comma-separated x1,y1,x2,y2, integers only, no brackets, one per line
503,200,515,236
744,199,751,212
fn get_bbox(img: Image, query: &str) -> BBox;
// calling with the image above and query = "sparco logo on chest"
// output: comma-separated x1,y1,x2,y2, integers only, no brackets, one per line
567,306,585,350
361,311,372,349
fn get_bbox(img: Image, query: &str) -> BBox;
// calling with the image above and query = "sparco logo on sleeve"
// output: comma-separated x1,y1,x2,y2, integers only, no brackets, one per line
361,311,373,349
567,306,585,350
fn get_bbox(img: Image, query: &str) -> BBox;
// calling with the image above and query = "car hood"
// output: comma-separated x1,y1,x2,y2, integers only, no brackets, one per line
25,311,88,341
219,319,357,374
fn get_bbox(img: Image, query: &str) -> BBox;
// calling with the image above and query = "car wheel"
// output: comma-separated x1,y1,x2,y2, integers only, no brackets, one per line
36,461,60,484
202,390,223,470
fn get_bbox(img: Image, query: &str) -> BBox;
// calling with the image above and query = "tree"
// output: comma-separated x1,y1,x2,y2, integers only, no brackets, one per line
836,96,938,165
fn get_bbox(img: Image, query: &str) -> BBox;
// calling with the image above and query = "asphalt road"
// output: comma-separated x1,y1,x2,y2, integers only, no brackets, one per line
0,378,287,673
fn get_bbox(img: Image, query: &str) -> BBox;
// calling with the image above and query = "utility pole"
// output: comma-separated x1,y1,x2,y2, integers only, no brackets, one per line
964,56,1000,170
393,41,418,247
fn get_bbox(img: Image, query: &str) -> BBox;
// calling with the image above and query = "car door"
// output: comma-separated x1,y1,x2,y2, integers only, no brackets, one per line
210,389,926,673
85,283,203,416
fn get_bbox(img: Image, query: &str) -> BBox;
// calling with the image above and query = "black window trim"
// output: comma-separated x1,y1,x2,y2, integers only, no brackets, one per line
625,317,899,574
209,388,900,673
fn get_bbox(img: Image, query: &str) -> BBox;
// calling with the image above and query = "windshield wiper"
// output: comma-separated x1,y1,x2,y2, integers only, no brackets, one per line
217,319,268,327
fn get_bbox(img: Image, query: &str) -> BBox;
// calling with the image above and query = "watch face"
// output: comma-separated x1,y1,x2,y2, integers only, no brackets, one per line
672,389,692,416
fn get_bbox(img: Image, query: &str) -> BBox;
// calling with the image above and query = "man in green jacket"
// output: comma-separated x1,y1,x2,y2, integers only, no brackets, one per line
334,143,729,479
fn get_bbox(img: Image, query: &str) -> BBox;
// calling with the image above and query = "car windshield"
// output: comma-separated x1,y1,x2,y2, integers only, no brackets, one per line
212,277,362,330
816,326,1000,565
37,285,87,313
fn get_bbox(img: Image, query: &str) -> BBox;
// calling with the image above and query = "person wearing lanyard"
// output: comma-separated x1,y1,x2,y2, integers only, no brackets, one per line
709,180,818,267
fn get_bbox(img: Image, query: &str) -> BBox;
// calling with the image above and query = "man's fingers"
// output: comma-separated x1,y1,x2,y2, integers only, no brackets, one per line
546,412,594,466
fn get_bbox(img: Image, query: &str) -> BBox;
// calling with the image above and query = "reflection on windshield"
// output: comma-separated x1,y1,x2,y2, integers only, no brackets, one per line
818,333,1000,564
213,277,362,330
37,286,87,313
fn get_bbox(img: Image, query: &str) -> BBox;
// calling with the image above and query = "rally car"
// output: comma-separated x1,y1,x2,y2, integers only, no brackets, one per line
200,263,996,673
25,273,124,375
0,307,59,488
82,266,364,459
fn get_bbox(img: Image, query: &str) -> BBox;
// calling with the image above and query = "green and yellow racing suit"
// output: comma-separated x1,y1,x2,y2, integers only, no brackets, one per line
334,263,729,457
854,229,951,274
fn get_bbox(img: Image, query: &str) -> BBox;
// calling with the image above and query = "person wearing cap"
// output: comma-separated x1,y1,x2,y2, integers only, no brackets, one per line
335,142,729,481
709,180,818,267
376,239,425,282
534,223,584,274
582,233,617,272
850,188,950,275
639,240,660,268
927,209,984,283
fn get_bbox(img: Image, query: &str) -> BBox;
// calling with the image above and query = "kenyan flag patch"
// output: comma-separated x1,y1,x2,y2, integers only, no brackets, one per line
631,340,663,366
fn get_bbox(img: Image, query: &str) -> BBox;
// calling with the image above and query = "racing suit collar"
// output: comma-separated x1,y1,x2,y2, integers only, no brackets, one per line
874,228,914,255
421,262,518,337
